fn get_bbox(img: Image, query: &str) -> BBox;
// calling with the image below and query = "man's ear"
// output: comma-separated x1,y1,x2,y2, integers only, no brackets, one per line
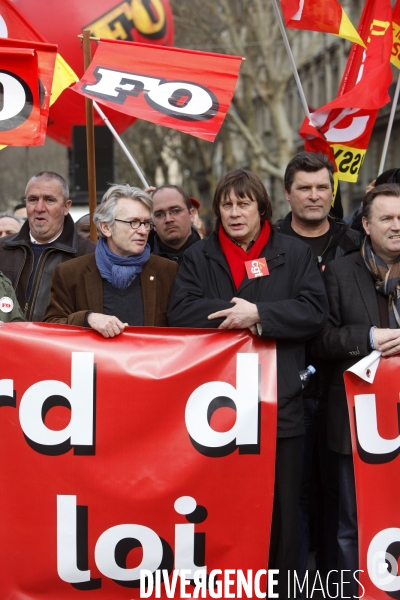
284,189,291,203
99,221,112,238
362,216,370,237
64,199,72,214
189,207,195,224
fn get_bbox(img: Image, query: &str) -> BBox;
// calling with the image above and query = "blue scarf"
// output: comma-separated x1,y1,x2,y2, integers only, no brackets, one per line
95,237,151,290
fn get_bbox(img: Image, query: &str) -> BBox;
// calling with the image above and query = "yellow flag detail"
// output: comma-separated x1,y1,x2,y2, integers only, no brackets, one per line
331,144,367,183
50,53,78,106
391,21,400,69
338,10,366,48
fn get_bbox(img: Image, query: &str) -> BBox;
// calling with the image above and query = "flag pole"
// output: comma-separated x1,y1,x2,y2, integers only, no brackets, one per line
83,29,98,243
378,72,400,175
93,101,149,188
269,0,312,121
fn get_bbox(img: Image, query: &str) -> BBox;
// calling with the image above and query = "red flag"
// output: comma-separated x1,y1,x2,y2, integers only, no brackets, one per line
0,0,45,42
391,0,400,68
72,39,242,143
0,38,56,145
300,0,393,183
280,0,364,46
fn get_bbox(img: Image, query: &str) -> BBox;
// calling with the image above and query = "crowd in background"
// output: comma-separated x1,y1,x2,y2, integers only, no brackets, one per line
1,154,399,598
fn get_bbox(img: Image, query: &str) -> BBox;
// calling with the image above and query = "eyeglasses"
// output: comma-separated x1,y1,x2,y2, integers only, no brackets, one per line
153,207,186,220
114,218,154,231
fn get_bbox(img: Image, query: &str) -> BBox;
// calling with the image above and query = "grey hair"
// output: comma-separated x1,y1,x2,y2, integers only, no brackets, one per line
0,211,24,226
93,184,153,238
25,171,69,202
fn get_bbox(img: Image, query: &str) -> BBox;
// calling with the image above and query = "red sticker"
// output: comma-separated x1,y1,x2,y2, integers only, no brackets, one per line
245,258,269,279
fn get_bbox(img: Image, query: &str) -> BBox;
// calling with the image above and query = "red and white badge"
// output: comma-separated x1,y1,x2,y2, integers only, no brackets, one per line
245,258,269,279
0,297,13,313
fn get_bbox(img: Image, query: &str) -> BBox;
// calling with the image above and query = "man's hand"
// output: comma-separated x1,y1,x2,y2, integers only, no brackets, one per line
373,328,400,356
208,297,261,331
87,313,126,338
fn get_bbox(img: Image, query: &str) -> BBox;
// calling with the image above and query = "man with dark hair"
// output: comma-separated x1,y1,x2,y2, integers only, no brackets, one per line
168,169,329,597
313,182,400,598
276,152,361,586
152,184,200,264
0,171,95,321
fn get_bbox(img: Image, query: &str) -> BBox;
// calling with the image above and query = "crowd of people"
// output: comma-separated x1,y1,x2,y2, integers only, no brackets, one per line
1,152,399,598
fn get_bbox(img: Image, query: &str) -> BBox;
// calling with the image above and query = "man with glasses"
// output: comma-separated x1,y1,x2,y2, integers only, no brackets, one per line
152,185,201,264
44,185,178,337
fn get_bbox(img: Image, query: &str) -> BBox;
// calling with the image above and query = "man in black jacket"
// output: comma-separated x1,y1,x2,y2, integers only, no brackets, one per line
277,152,361,587
168,169,329,598
152,185,200,264
0,171,95,321
313,183,400,598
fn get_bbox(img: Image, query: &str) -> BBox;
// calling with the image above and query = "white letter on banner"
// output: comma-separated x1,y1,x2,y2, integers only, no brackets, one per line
57,495,90,583
367,529,400,592
140,570,154,598
19,352,94,447
0,72,27,121
94,524,163,581
84,68,161,98
174,496,207,578
185,353,259,448
354,394,400,455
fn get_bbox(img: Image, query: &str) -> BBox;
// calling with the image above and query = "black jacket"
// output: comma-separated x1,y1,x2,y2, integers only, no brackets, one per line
312,252,380,454
276,213,361,269
276,213,362,398
152,226,201,265
167,228,329,437
0,214,95,321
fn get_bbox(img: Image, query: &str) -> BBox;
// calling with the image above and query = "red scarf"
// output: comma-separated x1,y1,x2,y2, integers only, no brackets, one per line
218,221,271,289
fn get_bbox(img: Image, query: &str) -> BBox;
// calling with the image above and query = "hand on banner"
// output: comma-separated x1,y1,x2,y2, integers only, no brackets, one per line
372,328,400,356
87,312,126,338
208,297,260,332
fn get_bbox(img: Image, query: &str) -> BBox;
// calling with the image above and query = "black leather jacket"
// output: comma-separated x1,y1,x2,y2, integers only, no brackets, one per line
0,214,95,321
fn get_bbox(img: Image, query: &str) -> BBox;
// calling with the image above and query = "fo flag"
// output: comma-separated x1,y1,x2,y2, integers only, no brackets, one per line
344,353,400,599
73,39,242,142
0,323,276,598
0,38,56,145
300,0,393,183
280,0,364,46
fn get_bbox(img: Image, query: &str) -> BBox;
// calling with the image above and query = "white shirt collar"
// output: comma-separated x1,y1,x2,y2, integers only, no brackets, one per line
29,230,63,245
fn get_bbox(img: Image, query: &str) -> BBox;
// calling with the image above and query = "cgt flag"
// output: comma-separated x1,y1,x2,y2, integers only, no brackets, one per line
73,39,242,142
0,37,57,145
299,0,393,183
280,0,364,46
391,0,400,69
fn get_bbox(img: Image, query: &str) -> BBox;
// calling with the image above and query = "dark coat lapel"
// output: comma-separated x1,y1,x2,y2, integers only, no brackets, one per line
353,254,380,325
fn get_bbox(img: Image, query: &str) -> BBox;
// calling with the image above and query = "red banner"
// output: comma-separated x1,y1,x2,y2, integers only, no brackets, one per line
344,353,400,599
300,0,393,183
73,39,242,142
0,323,276,599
